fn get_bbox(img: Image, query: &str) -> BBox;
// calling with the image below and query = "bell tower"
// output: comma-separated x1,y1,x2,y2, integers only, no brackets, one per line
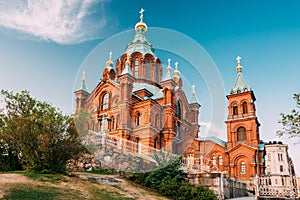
225,56,260,150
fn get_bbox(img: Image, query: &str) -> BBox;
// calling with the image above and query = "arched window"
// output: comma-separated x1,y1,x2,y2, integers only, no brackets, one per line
176,122,181,138
101,93,109,110
237,127,246,141
268,153,271,161
233,104,238,115
212,156,216,166
176,100,181,118
134,57,139,78
135,112,141,126
146,59,150,79
218,156,223,166
242,102,248,114
280,165,283,172
240,162,246,174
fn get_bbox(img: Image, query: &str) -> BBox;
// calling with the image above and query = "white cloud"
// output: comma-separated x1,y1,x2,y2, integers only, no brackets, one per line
0,0,110,44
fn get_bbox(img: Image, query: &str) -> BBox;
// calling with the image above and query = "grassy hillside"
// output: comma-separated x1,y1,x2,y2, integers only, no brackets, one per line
0,172,168,200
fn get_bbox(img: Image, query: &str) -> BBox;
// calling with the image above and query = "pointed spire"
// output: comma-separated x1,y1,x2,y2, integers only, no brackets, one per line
189,85,199,104
80,71,88,91
162,58,173,81
106,51,114,69
173,61,180,78
230,56,251,94
121,55,133,76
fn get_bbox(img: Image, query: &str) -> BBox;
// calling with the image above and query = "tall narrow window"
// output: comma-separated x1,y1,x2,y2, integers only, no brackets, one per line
237,127,246,141
218,156,223,166
233,104,238,115
176,100,181,118
240,162,246,174
176,122,180,138
242,102,248,114
212,156,216,166
134,57,139,78
280,165,283,172
136,112,141,126
146,59,150,79
101,93,109,110
136,138,140,153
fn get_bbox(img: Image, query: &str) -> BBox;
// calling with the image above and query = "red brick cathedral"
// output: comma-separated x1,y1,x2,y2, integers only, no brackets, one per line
74,9,264,185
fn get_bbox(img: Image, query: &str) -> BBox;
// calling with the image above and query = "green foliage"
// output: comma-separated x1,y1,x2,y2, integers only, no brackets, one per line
0,144,22,171
0,90,85,173
277,93,300,138
126,156,217,200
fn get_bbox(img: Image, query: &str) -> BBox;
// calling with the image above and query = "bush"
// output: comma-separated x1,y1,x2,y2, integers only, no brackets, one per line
126,156,217,200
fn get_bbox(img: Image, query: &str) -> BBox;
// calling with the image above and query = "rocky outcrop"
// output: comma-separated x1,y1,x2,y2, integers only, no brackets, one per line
67,153,101,172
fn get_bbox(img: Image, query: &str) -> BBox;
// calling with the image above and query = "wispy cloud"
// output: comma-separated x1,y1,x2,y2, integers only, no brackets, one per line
0,0,111,44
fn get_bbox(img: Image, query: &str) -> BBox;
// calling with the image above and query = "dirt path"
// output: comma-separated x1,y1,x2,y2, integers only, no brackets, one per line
0,173,169,200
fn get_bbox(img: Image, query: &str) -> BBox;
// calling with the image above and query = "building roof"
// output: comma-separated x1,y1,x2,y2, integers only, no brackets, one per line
258,143,265,150
196,136,227,148
132,82,163,100
189,85,199,104
124,10,156,57
230,56,251,95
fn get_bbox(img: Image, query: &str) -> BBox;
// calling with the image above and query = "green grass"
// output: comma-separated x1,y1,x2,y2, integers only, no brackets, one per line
2,184,81,200
13,171,67,183
2,184,133,200
88,189,134,200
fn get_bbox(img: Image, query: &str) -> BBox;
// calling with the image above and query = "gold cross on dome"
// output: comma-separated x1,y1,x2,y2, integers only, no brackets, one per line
139,8,145,22
236,56,241,65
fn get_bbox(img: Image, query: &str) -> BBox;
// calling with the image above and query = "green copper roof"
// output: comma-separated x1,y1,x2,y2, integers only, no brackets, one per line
79,71,88,92
196,136,227,148
189,93,198,104
189,85,199,104
258,143,265,151
132,83,164,100
230,71,251,94
125,28,156,56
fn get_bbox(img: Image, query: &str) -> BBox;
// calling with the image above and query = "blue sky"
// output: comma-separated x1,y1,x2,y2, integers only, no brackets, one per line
0,0,299,173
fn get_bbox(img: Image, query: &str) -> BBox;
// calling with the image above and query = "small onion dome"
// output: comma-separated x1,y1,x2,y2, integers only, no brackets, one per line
106,51,114,68
236,55,243,72
135,8,147,31
173,61,180,76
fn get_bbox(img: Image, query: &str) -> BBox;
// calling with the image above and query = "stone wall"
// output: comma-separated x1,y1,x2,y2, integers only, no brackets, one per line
187,172,250,199
67,153,101,172
93,143,158,173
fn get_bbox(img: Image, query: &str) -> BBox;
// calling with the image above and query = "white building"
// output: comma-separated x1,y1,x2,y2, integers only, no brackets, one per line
258,141,297,197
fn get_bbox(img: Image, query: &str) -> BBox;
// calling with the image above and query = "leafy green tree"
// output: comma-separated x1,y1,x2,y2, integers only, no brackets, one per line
0,90,84,173
277,93,300,138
